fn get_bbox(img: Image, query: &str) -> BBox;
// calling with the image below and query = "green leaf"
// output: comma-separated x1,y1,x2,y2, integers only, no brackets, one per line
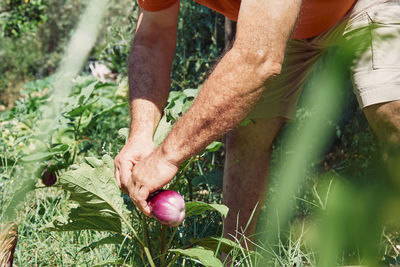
79,80,97,104
167,91,182,101
190,236,246,255
46,155,127,233
165,97,184,121
117,128,129,141
153,88,200,145
192,170,222,188
239,117,255,127
21,151,61,162
153,115,173,147
78,110,94,129
51,128,75,147
50,143,70,153
80,234,127,253
67,99,98,117
101,154,115,170
86,102,127,128
85,157,103,168
169,247,223,267
183,88,199,98
182,99,194,114
186,201,229,218
73,76,98,90
205,141,222,152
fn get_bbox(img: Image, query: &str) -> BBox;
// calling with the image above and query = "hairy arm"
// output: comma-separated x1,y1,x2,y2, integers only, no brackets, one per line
114,3,179,195
160,0,302,165
128,0,303,215
128,2,179,143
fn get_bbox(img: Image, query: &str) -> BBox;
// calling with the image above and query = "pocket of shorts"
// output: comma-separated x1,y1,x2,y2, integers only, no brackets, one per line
367,5,400,69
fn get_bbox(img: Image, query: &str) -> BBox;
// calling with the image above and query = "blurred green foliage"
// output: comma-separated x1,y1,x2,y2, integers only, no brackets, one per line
0,0,85,106
0,0,47,38
0,0,224,106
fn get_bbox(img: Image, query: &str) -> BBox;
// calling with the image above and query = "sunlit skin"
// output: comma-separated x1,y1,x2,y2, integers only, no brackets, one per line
115,0,301,233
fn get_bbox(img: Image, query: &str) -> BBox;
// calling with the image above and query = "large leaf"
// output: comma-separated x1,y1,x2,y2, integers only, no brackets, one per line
21,151,62,162
151,87,201,146
186,201,229,218
169,247,223,267
153,115,173,147
164,88,200,122
80,234,127,253
46,155,128,233
190,236,252,256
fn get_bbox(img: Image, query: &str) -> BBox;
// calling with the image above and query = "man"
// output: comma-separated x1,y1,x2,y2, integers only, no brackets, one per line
114,0,400,240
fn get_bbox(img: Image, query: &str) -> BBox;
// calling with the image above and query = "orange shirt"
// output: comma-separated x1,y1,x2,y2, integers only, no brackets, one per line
138,0,357,39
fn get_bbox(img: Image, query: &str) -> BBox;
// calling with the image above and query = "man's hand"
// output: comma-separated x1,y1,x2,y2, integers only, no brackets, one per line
114,139,155,195
114,2,180,216
115,139,179,216
127,148,179,216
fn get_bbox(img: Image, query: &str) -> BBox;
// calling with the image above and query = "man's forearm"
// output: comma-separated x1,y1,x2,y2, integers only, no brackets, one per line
159,48,282,165
128,42,175,142
156,0,301,166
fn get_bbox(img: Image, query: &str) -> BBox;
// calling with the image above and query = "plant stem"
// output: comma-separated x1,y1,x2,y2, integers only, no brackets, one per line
166,254,179,267
160,225,167,266
119,213,156,267
143,247,154,267
215,223,224,257
162,227,178,265
142,216,153,258
165,227,178,254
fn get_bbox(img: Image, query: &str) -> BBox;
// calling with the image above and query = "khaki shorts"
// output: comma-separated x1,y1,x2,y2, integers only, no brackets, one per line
248,0,400,120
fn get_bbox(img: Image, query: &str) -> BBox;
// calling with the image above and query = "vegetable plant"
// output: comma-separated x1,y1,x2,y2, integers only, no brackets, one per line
45,154,236,266
17,79,248,266
148,190,186,227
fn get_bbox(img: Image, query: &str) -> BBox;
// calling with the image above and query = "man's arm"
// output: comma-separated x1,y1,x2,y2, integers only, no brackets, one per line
114,2,179,194
128,2,179,141
161,0,302,165
127,0,302,215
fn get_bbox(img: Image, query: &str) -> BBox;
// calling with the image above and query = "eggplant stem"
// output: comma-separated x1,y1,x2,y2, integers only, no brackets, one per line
165,227,178,254
141,216,153,259
160,225,167,266
120,211,155,267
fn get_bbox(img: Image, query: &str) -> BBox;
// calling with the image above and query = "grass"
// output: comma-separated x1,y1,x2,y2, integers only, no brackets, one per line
0,161,115,266
14,190,116,266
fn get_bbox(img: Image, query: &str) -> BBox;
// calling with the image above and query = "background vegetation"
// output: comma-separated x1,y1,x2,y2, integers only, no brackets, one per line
1,0,400,266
